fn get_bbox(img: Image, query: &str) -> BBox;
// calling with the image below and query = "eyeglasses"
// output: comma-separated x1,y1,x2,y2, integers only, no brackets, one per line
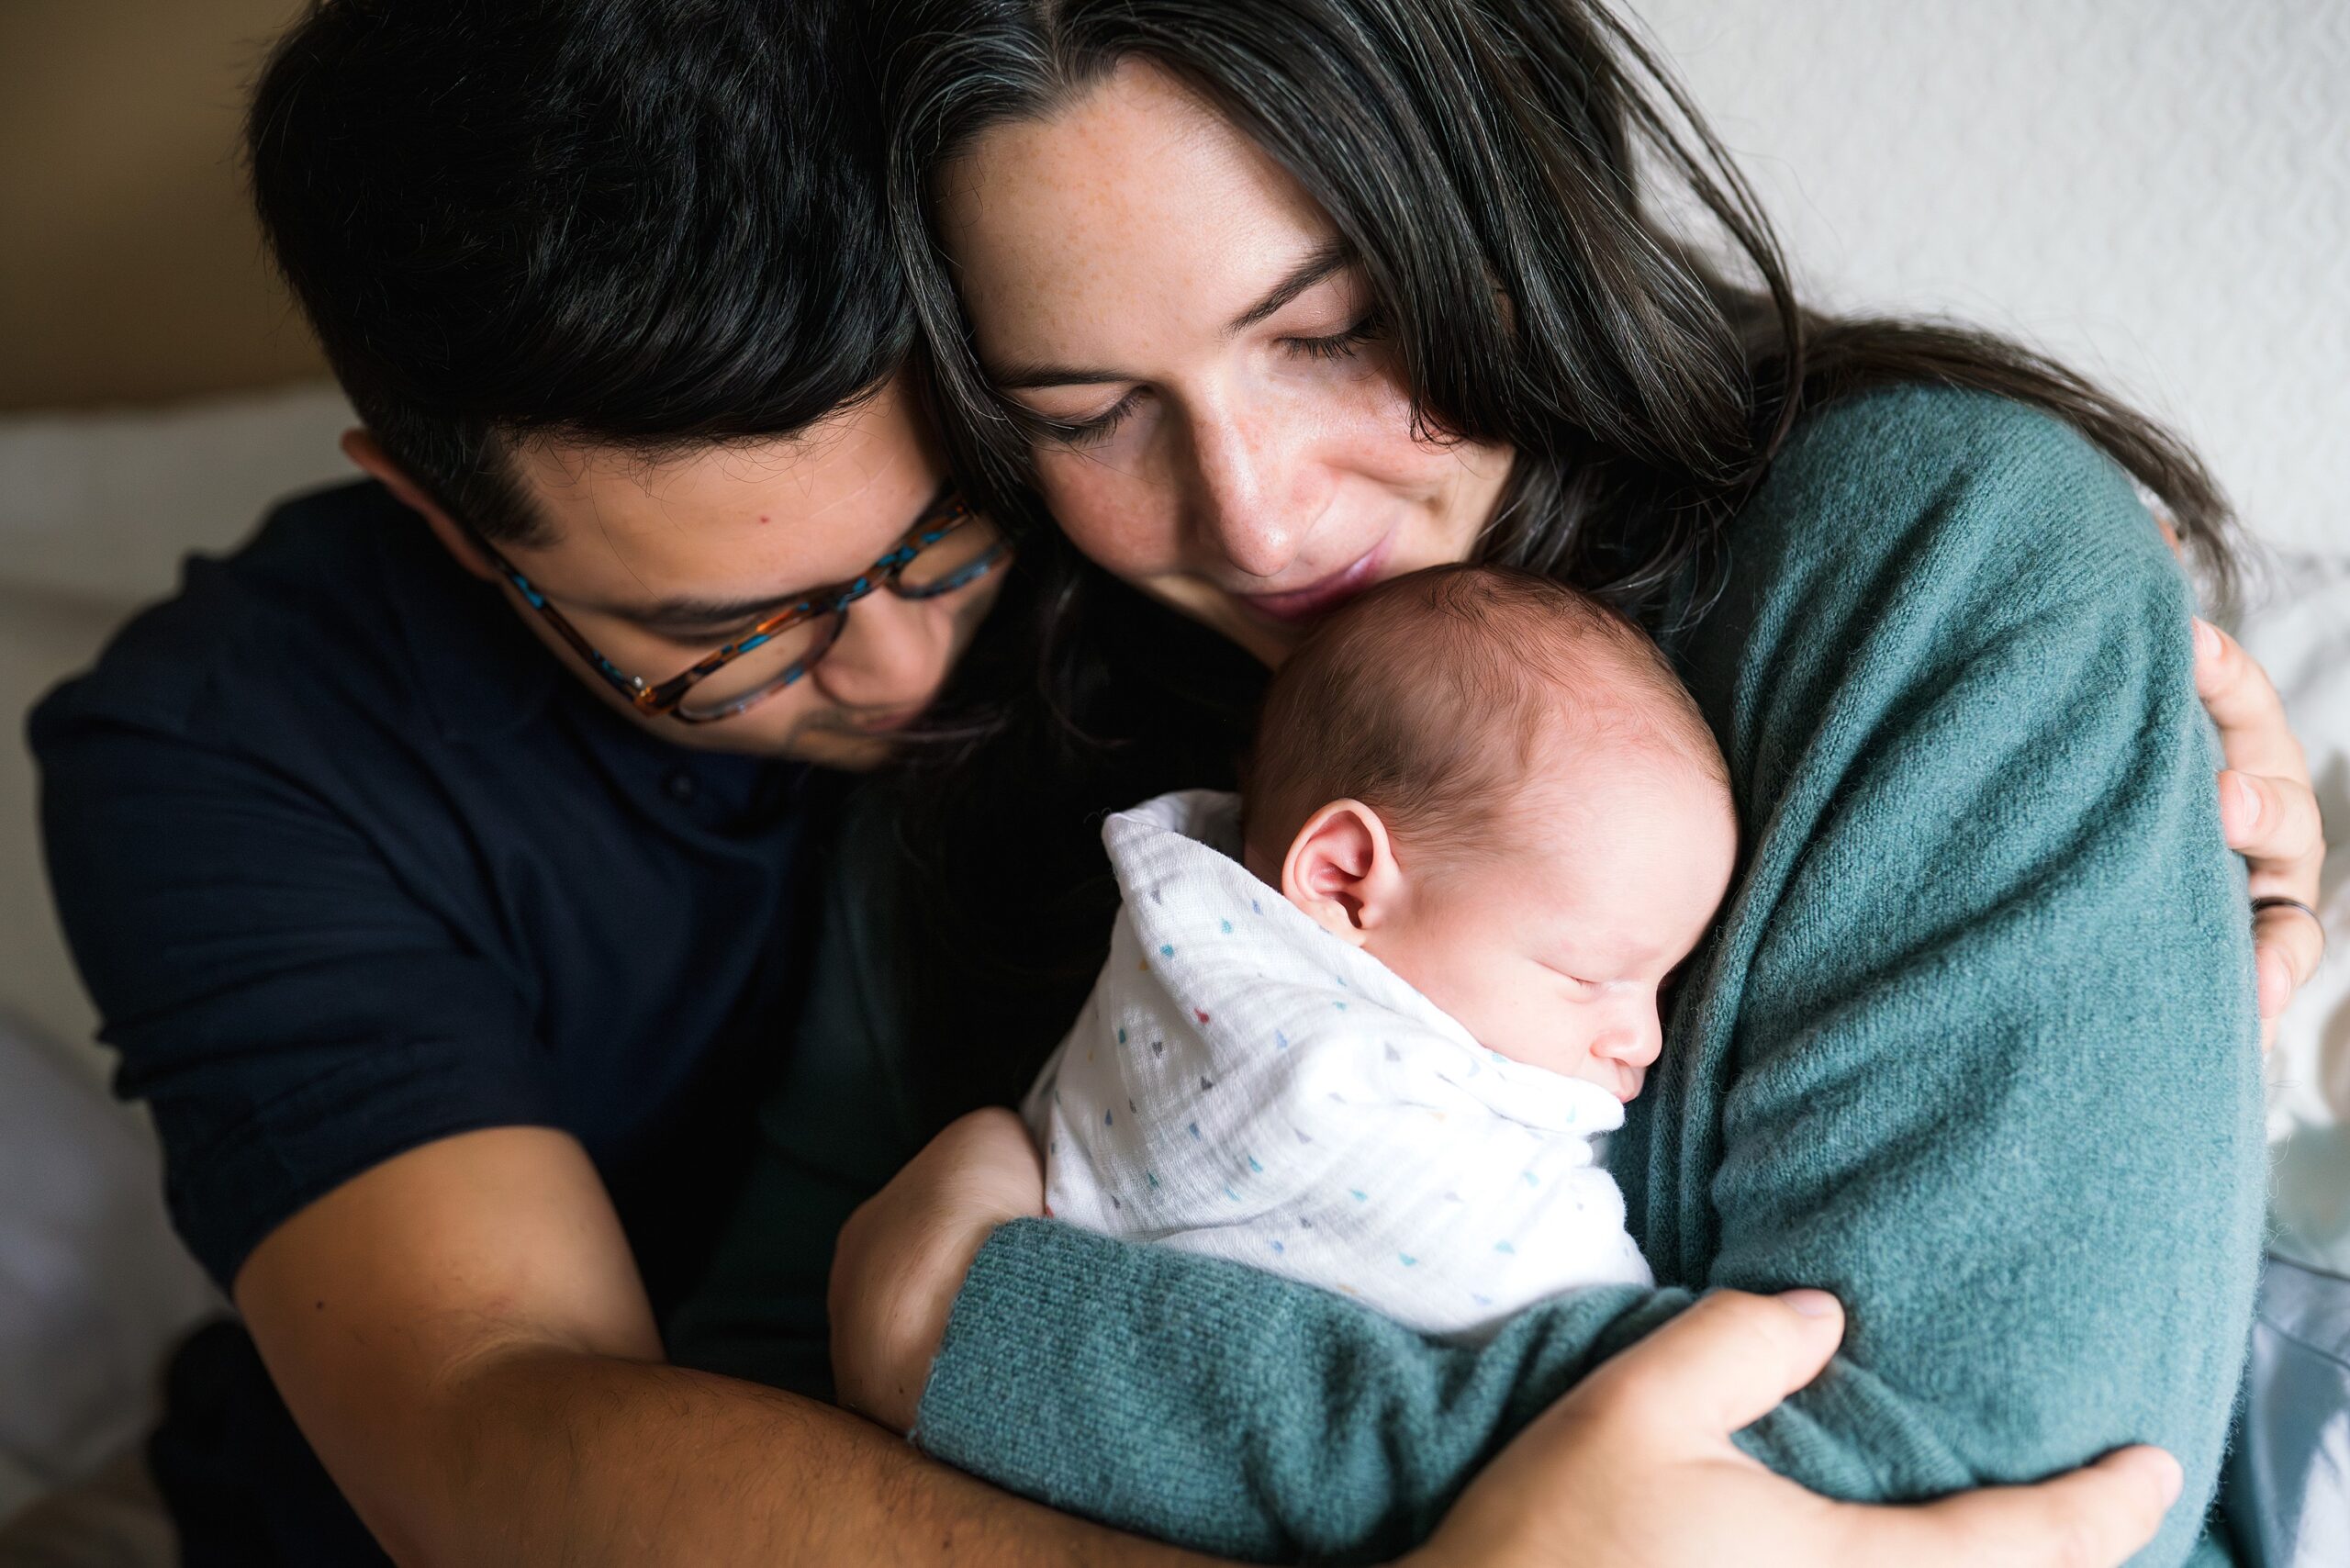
471,484,1009,724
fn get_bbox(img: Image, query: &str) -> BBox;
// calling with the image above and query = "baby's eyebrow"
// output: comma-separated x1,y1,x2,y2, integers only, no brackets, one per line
1549,932,1666,977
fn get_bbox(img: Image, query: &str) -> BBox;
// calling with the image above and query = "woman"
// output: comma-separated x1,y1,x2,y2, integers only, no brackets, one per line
691,0,2327,1562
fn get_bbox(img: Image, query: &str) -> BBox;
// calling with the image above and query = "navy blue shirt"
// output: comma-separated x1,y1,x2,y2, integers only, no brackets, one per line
31,479,840,1562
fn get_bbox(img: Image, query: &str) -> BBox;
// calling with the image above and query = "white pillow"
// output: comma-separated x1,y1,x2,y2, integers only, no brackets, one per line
0,381,354,610
0,1016,218,1520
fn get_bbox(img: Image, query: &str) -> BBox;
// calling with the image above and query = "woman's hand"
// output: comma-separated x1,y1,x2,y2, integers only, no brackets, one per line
1403,1290,2184,1568
2193,615,2329,1051
829,1108,1045,1434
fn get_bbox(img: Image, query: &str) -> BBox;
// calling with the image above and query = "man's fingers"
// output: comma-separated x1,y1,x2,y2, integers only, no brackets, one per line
1577,1289,1845,1440
1832,1446,2183,1568
2193,619,2306,780
2255,908,2327,1018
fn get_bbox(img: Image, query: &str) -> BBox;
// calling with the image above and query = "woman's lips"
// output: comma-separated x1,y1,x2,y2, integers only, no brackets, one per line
1233,532,1396,625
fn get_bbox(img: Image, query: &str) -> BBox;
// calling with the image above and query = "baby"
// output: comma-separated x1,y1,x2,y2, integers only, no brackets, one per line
1023,564,1740,1337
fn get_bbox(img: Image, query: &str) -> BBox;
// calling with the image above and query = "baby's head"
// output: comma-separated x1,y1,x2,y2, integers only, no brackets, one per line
1242,566,1738,1103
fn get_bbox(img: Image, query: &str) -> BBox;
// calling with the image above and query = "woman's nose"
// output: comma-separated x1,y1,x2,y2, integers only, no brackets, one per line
809,591,949,711
1184,408,1300,580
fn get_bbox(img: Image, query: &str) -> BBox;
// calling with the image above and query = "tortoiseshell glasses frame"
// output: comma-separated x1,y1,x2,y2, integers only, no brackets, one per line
469,484,1007,724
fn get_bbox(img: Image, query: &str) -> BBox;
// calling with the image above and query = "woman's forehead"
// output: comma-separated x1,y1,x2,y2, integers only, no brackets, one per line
940,60,1339,366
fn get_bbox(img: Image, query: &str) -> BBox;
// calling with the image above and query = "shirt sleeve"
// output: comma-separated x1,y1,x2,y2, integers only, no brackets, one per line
33,708,557,1292
912,392,2265,1568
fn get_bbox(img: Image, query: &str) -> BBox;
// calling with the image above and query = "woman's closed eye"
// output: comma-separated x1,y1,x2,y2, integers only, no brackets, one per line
1026,305,1388,448
1279,306,1386,364
1032,388,1144,449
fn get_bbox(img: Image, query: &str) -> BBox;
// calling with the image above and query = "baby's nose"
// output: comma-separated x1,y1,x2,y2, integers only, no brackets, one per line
1594,1006,1664,1068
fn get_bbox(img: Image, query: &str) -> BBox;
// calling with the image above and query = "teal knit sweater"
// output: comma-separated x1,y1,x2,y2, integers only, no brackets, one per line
905,390,2265,1566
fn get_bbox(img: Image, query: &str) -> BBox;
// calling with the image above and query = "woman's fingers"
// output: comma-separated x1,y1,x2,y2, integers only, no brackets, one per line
827,1108,1045,1432
1573,1288,1846,1440
1831,1447,2182,1568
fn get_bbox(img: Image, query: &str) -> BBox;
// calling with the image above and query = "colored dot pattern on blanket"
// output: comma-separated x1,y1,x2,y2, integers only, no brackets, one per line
1023,787,1652,1339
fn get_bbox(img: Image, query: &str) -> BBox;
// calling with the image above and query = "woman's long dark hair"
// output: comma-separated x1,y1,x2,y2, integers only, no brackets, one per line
867,0,2238,1121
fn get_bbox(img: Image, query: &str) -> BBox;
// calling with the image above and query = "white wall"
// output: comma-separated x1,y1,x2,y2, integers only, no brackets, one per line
1635,0,2350,555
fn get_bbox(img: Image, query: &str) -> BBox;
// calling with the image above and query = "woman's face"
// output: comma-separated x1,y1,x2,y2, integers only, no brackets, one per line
938,61,1513,666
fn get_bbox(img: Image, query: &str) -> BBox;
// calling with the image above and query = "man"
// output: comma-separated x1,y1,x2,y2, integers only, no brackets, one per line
35,2,1009,1557
28,2,2187,1563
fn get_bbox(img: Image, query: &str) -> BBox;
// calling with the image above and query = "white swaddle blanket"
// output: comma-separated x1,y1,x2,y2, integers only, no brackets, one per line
1023,789,1651,1338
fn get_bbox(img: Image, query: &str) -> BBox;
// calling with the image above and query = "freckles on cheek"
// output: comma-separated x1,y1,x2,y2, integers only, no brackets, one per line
1035,456,1170,575
1331,373,1457,483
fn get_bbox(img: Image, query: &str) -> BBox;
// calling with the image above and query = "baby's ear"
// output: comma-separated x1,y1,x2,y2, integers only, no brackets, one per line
1280,800,1404,946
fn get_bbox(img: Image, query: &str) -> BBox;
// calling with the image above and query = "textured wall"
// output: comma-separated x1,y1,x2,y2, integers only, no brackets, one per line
3,2,2341,554
0,0,324,413
1635,0,2350,555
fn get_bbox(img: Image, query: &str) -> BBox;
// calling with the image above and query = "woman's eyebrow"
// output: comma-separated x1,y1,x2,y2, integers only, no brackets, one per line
1225,238,1354,335
990,361,1127,392
986,237,1358,391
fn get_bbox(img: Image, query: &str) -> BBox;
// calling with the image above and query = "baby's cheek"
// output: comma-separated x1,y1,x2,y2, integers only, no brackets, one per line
1497,1014,1599,1081
1438,960,1590,1073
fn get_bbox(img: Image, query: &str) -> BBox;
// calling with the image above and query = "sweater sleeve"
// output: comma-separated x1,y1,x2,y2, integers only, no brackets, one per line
914,390,2264,1568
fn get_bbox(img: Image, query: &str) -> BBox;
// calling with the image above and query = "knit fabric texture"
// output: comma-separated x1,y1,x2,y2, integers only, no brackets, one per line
915,387,2266,1567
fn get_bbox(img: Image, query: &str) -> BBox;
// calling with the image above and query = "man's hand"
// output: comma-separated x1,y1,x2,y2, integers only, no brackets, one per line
827,1126,2183,1568
2193,616,2328,1053
1404,1289,2184,1568
830,1107,1046,1432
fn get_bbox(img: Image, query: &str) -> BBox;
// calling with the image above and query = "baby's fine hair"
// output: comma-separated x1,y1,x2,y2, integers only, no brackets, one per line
1244,565,1728,868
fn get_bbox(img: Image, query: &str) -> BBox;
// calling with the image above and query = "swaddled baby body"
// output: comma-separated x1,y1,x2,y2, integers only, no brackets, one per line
1024,565,1738,1337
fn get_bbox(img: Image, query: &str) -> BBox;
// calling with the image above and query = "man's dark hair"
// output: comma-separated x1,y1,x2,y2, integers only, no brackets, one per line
249,0,909,544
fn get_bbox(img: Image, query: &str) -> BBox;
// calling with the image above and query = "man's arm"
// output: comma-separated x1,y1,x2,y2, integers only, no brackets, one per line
244,1123,2186,1568
236,1124,1213,1566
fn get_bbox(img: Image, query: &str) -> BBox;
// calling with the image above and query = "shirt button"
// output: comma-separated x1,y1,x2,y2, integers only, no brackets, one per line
665,769,698,803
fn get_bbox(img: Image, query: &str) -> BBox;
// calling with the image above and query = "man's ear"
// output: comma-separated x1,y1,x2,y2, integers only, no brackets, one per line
340,429,501,584
1280,799,1406,946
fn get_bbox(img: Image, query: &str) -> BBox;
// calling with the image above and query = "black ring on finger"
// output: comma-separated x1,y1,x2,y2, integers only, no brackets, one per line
2252,896,2327,958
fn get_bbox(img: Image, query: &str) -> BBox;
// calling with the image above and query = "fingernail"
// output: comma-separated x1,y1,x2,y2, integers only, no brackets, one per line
1778,1288,1838,1318
2224,772,2258,828
2150,1450,2183,1508
2258,950,2291,1018
2192,618,2221,661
